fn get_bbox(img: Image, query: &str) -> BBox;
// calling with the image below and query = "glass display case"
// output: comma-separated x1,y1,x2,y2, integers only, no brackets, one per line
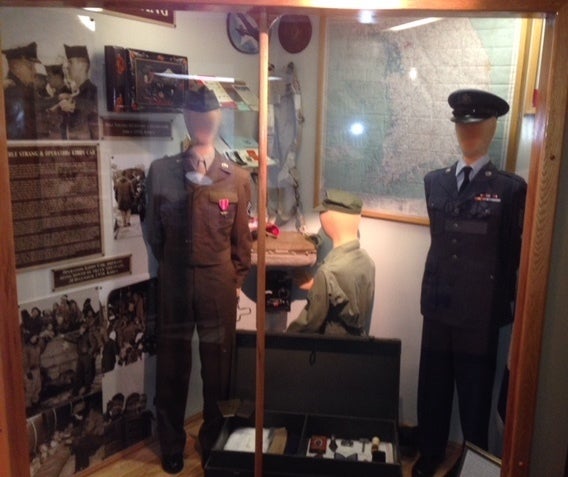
0,2,567,477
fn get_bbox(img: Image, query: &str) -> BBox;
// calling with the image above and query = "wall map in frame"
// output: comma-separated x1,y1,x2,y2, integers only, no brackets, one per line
317,16,523,223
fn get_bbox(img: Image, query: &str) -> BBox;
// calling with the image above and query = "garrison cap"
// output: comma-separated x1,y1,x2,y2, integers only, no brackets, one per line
184,85,220,112
315,189,363,215
448,89,509,123
2,42,40,62
64,44,89,60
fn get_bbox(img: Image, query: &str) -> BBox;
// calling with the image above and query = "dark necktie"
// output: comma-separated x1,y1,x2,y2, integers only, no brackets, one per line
459,166,472,193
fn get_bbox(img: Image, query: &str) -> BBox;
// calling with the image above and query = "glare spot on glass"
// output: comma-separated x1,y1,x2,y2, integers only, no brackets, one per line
78,15,96,32
350,122,365,136
358,11,376,24
409,67,418,81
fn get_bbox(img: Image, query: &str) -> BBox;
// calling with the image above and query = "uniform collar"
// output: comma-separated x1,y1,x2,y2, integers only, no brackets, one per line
326,239,360,261
186,147,216,171
177,150,233,184
456,155,490,182
439,159,497,198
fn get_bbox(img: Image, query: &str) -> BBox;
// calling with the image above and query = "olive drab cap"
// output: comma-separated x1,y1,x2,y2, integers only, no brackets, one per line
315,189,363,215
184,85,220,112
2,42,41,62
448,89,509,123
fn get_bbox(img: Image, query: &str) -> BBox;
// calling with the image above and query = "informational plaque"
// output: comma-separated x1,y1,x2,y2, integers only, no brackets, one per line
8,144,103,269
101,117,172,138
52,255,131,290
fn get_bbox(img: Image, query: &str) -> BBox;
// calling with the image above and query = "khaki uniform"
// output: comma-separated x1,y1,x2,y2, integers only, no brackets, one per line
288,240,375,335
144,150,252,458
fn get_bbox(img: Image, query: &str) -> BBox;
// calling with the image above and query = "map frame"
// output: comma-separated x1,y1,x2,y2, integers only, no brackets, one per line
315,15,527,225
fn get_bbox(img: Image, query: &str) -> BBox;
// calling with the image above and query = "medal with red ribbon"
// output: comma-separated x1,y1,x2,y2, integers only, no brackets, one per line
218,198,230,216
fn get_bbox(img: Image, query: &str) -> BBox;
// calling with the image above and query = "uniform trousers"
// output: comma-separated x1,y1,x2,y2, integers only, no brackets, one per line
417,319,498,457
155,261,237,458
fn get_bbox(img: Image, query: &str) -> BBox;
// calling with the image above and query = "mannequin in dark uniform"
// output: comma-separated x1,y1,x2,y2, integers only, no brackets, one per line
287,190,375,336
144,86,252,474
2,42,40,139
413,90,526,477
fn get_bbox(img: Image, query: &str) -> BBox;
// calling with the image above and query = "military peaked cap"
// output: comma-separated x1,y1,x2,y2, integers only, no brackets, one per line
64,44,89,60
448,89,509,123
2,42,40,62
184,85,220,112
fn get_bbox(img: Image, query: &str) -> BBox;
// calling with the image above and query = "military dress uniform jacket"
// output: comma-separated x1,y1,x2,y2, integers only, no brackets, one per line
288,240,375,335
144,151,252,289
420,161,526,329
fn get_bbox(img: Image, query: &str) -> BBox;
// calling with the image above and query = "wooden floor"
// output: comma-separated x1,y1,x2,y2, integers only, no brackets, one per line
86,418,462,477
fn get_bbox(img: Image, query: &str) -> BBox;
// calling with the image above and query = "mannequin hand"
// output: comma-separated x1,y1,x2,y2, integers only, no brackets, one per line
293,269,314,291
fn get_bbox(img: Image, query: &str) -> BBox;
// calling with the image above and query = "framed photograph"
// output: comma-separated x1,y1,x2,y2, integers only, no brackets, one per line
27,392,105,476
316,16,526,224
105,46,188,112
130,49,187,111
19,287,102,419
2,41,99,141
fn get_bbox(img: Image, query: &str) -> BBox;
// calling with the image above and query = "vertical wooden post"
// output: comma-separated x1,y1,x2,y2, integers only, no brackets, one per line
503,5,568,477
0,39,30,477
255,8,269,477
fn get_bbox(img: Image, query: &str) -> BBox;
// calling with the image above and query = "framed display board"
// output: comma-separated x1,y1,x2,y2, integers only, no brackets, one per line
105,46,188,112
8,144,103,269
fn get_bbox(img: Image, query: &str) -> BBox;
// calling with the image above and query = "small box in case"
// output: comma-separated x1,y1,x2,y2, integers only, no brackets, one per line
205,331,402,477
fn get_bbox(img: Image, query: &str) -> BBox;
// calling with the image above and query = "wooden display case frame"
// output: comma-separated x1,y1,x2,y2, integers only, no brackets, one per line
0,2,567,477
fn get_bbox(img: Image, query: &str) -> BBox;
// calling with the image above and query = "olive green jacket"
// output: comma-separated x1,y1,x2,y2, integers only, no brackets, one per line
288,240,375,335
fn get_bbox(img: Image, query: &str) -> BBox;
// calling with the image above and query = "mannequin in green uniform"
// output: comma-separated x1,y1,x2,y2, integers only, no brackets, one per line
287,190,375,335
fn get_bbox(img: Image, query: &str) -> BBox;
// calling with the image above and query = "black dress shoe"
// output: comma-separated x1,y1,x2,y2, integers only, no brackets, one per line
161,453,184,474
412,454,444,477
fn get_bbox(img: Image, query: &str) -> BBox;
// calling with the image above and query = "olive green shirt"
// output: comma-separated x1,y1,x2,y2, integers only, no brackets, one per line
287,240,375,335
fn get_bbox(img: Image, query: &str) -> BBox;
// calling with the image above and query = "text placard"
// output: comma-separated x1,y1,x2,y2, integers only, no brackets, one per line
8,144,102,269
52,255,131,290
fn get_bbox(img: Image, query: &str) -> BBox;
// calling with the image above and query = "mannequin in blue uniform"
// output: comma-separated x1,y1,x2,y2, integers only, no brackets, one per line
413,90,526,477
